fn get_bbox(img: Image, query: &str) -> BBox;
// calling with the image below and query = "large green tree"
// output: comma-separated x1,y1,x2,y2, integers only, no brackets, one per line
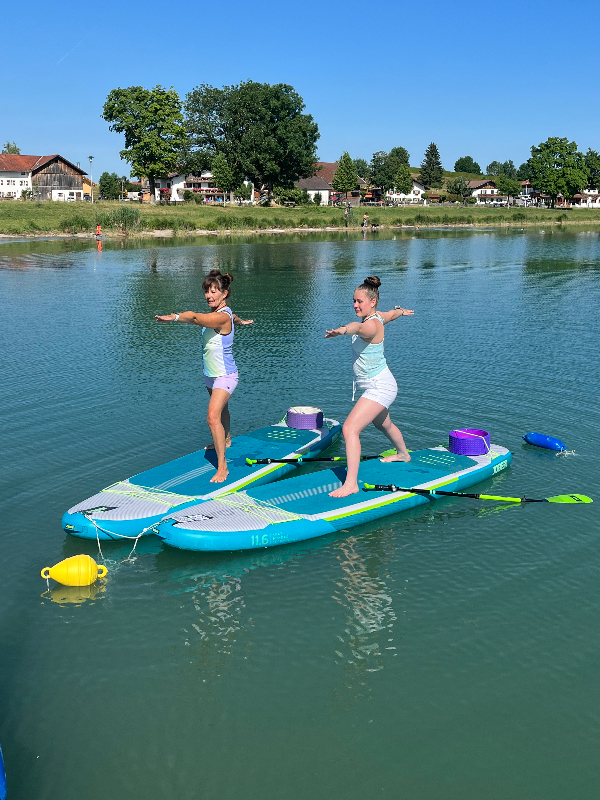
184,81,319,197
454,155,481,174
370,147,410,192
528,137,588,206
102,85,186,199
517,160,534,182
98,171,121,200
2,141,20,154
331,152,358,196
486,159,517,178
393,163,414,197
419,143,443,189
585,148,600,189
352,158,370,181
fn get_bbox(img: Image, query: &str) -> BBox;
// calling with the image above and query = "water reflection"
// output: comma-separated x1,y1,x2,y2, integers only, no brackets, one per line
332,535,398,675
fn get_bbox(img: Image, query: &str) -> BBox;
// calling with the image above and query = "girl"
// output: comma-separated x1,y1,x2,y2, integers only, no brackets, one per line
325,276,413,498
156,269,252,483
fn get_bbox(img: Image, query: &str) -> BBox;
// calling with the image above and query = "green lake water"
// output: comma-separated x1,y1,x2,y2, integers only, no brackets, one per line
0,229,598,799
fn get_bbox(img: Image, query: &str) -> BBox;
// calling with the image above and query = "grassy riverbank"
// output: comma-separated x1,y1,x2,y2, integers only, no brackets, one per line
1,201,600,236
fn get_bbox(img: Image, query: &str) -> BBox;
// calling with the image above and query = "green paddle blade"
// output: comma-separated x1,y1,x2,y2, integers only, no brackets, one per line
546,494,593,504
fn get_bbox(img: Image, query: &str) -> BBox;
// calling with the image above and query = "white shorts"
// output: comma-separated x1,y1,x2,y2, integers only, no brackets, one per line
354,366,398,409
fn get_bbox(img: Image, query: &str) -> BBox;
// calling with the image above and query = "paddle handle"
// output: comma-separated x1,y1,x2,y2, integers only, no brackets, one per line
362,484,542,503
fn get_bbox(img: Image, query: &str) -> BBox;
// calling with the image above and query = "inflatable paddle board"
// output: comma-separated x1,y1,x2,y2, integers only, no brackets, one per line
156,443,512,551
62,414,341,541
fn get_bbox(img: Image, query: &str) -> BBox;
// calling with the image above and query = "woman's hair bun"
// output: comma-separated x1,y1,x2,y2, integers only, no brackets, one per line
364,276,381,288
223,272,233,284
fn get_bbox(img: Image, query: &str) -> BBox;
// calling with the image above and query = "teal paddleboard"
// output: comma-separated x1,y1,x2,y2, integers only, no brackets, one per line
156,444,512,550
62,414,341,541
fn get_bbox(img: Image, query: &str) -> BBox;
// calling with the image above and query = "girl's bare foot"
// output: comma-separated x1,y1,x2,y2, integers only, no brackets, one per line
329,483,359,498
205,439,232,450
210,468,229,483
380,452,411,463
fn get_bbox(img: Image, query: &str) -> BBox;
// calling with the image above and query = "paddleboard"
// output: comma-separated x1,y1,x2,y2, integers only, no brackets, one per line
156,443,512,551
62,414,341,541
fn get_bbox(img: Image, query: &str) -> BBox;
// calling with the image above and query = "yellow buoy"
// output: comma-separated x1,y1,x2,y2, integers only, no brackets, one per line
41,555,107,586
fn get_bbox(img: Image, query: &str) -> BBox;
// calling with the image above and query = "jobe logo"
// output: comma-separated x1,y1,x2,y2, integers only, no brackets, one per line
493,460,508,474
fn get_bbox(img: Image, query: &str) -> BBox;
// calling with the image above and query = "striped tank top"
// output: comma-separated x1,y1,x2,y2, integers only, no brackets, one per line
202,306,237,377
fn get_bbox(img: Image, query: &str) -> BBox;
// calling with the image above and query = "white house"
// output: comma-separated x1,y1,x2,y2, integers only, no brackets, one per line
295,176,332,205
144,172,231,203
467,179,508,205
386,178,425,204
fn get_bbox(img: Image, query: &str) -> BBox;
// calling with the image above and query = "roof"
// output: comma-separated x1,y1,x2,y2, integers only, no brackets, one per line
467,179,495,189
315,162,338,184
0,153,87,175
296,176,332,191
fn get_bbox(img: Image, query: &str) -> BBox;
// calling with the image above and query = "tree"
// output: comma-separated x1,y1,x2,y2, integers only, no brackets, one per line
352,158,370,181
486,159,517,178
184,81,319,198
235,182,252,201
369,147,410,193
585,148,600,189
494,174,522,203
2,141,20,154
211,152,237,202
331,152,358,196
446,176,472,203
393,163,413,198
312,191,322,206
98,171,121,199
528,137,589,206
419,143,443,189
517,160,534,182
454,156,481,174
102,85,186,200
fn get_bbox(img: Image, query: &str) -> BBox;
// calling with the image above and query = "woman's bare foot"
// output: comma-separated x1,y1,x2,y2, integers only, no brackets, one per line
380,452,411,463
205,439,232,450
329,483,359,498
210,468,229,483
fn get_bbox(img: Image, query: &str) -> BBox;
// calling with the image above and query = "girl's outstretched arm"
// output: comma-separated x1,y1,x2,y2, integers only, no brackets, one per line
325,319,379,338
232,314,254,325
155,311,231,331
378,307,414,324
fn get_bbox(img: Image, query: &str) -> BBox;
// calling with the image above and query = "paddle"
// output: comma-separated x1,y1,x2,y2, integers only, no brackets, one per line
362,484,592,504
246,449,398,467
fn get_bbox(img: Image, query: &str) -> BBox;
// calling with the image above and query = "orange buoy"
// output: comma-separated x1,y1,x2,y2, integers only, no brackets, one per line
41,555,107,586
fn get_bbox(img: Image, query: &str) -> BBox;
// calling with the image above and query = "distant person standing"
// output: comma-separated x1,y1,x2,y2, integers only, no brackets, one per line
362,212,368,228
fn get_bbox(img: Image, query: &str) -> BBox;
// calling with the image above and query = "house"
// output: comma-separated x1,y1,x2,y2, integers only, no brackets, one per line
295,176,332,205
142,172,228,203
467,179,499,204
386,177,425,204
570,191,600,209
0,154,86,200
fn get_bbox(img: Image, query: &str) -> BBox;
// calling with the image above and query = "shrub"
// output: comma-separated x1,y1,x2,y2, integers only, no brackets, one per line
313,192,322,206
512,211,526,222
60,214,92,233
556,213,569,222
183,190,195,202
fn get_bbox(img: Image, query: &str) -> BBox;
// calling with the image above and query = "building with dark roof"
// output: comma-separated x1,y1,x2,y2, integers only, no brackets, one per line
0,154,87,201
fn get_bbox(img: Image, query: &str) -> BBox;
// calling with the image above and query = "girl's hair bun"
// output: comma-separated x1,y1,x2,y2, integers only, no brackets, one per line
364,275,381,288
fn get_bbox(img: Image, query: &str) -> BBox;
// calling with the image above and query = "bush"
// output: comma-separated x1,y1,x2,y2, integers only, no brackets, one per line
183,190,195,202
512,211,526,222
556,213,569,222
313,192,322,206
60,214,92,233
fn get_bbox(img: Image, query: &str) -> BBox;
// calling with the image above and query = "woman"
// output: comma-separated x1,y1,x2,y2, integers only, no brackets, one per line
325,276,413,498
156,270,252,483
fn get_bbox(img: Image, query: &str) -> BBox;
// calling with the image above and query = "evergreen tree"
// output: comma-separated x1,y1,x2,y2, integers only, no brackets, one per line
419,143,443,188
454,155,481,174
331,152,358,196
394,163,413,196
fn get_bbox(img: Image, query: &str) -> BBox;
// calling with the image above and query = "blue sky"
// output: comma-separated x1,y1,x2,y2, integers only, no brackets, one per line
2,0,598,177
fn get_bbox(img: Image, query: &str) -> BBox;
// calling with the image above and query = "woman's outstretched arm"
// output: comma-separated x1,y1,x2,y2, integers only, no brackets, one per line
378,307,414,324
155,311,230,330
